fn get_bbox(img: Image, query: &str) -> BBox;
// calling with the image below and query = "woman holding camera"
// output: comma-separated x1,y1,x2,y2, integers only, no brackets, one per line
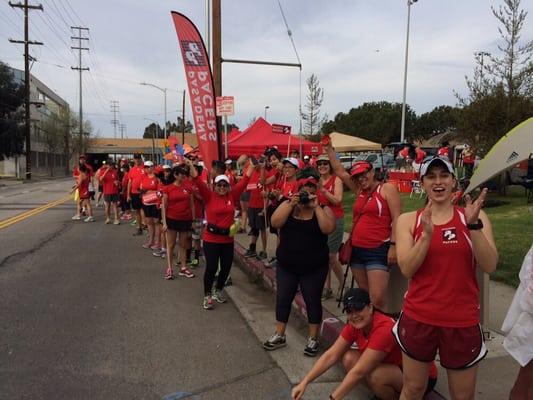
263,177,335,356
325,144,401,310
189,159,255,310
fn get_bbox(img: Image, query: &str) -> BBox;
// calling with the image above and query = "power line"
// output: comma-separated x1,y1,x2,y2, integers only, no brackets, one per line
71,25,89,151
110,100,119,138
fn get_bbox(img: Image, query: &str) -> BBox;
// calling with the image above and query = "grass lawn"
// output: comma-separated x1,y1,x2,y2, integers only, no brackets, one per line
342,185,532,287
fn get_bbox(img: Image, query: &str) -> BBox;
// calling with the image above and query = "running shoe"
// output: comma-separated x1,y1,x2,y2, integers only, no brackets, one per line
142,242,154,249
257,251,268,260
178,267,195,278
83,216,94,223
263,332,287,351
212,289,227,303
203,295,214,310
113,220,120,225
321,288,333,301
71,215,81,220
152,249,166,258
130,219,137,226
105,218,110,224
188,258,200,269
304,337,320,357
244,249,257,258
164,269,174,280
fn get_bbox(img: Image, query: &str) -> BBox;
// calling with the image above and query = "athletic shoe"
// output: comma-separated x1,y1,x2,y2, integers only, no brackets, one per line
212,289,227,303
142,242,154,249
105,218,110,224
164,269,174,280
263,332,287,351
257,251,268,260
188,258,200,269
321,288,333,301
244,249,257,258
178,267,195,278
203,295,214,310
83,216,94,223
130,219,137,226
113,220,120,225
225,275,232,286
304,337,320,357
152,249,166,258
265,257,278,269
71,215,81,220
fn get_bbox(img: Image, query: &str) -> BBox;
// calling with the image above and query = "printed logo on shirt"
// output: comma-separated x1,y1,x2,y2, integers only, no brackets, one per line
442,227,458,244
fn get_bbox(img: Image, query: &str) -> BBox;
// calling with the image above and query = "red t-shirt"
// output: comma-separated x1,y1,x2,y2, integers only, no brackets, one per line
340,312,437,379
185,178,204,219
399,148,409,158
163,182,192,221
317,175,344,219
195,174,250,244
277,178,299,199
438,146,449,158
351,184,392,248
403,207,478,327
129,166,145,194
73,163,94,179
140,174,160,192
247,170,265,209
415,149,426,164
101,168,119,195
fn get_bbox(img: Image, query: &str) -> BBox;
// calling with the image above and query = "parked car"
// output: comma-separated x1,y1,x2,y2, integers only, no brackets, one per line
363,153,395,170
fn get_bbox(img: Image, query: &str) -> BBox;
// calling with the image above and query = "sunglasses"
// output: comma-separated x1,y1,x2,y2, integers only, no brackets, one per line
316,161,330,167
216,183,229,188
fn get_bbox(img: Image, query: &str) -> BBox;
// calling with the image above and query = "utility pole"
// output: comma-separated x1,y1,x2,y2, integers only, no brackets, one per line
71,26,89,154
181,89,186,145
110,100,120,138
212,0,223,160
119,124,126,140
9,0,43,180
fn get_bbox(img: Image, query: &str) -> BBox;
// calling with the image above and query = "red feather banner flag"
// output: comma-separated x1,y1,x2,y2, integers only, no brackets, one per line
171,11,220,169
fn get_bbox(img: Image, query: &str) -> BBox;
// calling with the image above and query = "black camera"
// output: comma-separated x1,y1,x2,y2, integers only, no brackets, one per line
258,155,266,165
299,190,311,205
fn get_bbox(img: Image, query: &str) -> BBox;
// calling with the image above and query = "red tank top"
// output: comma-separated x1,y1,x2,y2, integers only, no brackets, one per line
317,176,344,219
351,184,391,248
402,207,479,327
78,176,90,198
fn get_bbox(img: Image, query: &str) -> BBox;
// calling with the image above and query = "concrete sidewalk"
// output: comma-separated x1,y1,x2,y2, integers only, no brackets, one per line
231,229,520,400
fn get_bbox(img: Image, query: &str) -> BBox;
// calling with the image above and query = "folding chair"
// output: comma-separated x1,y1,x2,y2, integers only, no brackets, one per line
410,180,424,198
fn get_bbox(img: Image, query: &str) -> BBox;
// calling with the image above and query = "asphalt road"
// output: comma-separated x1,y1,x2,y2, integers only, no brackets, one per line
0,179,291,400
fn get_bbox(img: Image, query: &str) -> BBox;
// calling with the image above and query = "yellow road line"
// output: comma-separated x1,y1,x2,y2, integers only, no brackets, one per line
0,195,71,230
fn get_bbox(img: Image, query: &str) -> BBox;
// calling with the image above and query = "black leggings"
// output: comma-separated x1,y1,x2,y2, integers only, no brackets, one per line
276,265,328,325
203,241,234,296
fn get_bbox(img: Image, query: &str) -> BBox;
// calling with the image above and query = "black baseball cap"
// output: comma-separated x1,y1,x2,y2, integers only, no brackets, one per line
342,288,371,312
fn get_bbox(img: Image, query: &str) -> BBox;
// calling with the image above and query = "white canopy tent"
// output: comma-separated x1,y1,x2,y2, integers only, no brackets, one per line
329,132,382,152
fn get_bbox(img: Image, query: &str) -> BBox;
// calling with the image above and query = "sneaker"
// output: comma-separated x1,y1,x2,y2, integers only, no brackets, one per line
83,216,94,223
212,289,227,303
130,219,138,226
164,269,174,280
113,220,120,225
244,249,257,258
225,275,232,286
178,267,195,278
257,251,268,260
203,295,214,310
304,337,319,357
71,215,81,220
142,242,153,249
188,258,200,269
105,218,110,224
321,288,333,301
152,249,166,258
263,332,287,351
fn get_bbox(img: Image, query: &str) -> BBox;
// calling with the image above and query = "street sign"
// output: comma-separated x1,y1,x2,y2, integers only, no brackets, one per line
272,124,291,134
216,96,234,116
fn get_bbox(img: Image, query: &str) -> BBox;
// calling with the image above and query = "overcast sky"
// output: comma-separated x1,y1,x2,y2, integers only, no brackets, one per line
1,0,532,139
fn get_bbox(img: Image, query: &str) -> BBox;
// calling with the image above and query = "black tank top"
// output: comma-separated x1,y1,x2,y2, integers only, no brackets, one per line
276,211,329,274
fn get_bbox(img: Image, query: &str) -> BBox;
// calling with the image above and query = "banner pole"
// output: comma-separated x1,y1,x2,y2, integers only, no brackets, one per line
224,115,228,159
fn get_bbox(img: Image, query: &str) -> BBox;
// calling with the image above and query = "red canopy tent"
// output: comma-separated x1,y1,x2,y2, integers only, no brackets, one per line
227,118,322,158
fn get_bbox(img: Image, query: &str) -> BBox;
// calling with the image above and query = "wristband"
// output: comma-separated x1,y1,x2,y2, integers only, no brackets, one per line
389,241,396,246
467,219,483,230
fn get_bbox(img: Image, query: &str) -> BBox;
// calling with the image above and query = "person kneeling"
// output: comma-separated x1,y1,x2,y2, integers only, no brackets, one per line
291,288,437,400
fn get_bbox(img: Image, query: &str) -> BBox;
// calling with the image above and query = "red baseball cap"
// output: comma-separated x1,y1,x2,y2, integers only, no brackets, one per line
350,161,372,176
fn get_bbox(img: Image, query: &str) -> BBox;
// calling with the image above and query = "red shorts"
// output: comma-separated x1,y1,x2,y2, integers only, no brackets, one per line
392,312,487,370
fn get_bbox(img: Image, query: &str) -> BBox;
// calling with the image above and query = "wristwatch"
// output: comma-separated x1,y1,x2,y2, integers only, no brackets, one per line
467,218,483,230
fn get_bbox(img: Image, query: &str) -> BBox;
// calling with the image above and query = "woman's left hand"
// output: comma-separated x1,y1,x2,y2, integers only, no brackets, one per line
387,245,397,266
309,194,318,209
464,188,487,224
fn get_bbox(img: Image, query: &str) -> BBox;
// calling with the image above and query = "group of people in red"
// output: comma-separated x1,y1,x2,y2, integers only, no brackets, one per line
71,139,498,399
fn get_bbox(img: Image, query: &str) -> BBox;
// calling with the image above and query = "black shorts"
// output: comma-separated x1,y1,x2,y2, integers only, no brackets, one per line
143,204,161,219
167,218,192,232
240,191,250,202
266,204,279,235
98,185,103,192
104,194,119,203
131,194,142,210
248,207,266,231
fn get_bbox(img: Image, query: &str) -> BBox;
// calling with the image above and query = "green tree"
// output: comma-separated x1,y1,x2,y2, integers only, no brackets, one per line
413,105,461,140
301,73,327,138
0,62,24,159
322,101,417,145
143,123,163,139
40,113,62,176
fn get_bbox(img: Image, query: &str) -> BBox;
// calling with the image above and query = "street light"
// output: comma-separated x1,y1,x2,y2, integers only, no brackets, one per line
400,0,418,143
140,82,168,140
264,105,270,121
143,117,158,162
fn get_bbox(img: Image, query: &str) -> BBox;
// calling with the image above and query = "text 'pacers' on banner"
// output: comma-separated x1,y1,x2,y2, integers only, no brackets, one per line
171,11,219,168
